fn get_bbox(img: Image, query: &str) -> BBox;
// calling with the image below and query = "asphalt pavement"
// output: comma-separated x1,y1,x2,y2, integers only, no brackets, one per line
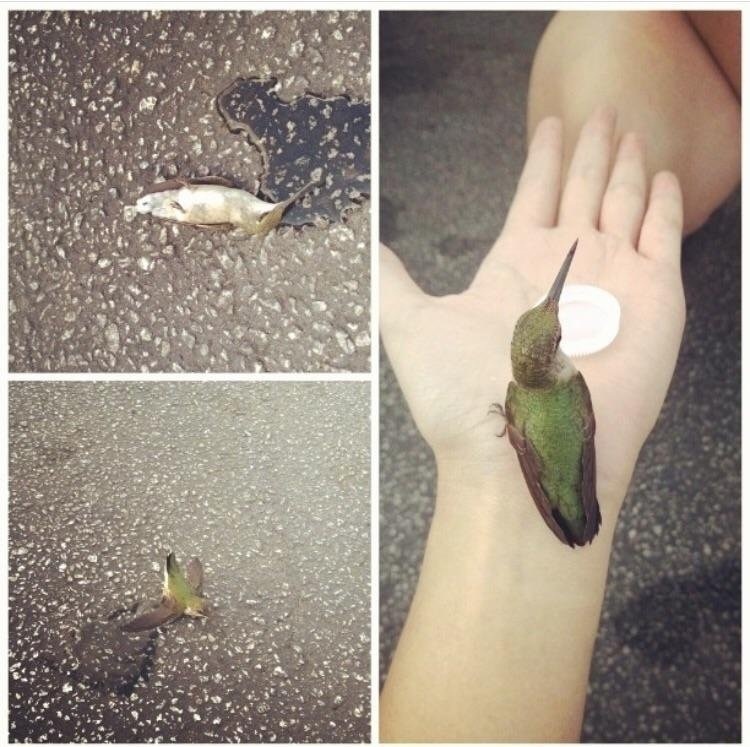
379,11,740,742
9,382,370,742
9,10,370,372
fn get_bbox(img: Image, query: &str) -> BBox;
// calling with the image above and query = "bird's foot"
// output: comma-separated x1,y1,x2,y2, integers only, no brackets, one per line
488,402,507,438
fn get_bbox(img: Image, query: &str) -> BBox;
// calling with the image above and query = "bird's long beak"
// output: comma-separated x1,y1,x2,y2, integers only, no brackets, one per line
545,239,578,307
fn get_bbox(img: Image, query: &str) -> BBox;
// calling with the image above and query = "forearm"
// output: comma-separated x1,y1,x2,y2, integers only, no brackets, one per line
380,464,623,743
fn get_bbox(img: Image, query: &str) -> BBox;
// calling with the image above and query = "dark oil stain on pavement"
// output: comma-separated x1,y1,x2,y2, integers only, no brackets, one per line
218,77,370,226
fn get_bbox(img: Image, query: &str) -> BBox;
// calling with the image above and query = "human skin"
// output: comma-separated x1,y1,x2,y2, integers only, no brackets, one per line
380,108,685,742
527,11,739,235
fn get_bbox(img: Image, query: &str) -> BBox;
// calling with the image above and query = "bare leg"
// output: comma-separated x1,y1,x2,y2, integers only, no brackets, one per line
527,11,740,235
686,11,740,97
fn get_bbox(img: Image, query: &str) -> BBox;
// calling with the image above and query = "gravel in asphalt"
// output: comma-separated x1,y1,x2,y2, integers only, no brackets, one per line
10,381,371,742
9,10,370,373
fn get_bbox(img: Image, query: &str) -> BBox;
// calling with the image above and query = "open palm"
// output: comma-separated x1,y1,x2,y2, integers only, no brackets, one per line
381,108,685,511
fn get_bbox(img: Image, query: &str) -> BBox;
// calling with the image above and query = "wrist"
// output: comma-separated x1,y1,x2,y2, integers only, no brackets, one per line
434,446,631,520
434,449,518,501
431,454,625,595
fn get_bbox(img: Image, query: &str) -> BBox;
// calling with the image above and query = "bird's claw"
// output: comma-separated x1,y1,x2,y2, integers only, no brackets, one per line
488,402,508,438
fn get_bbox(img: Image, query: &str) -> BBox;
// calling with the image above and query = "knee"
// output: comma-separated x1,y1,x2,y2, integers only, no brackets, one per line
527,11,740,235
528,12,685,135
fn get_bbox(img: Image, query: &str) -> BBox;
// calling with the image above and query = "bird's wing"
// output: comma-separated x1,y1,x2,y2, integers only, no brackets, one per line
185,558,204,594
574,373,601,544
186,175,236,188
140,179,185,195
505,381,574,547
121,600,182,633
507,422,575,547
141,176,235,195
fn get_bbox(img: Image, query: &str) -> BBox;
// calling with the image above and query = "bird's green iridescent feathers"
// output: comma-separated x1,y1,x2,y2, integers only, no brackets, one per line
121,553,205,633
505,373,600,546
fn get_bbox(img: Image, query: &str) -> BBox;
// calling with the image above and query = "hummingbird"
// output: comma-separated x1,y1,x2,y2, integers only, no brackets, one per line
135,175,319,237
121,552,207,633
491,240,601,547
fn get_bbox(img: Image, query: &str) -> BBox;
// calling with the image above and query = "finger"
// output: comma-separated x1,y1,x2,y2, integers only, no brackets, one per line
504,116,563,231
638,172,683,266
558,105,617,229
599,132,647,245
380,243,428,339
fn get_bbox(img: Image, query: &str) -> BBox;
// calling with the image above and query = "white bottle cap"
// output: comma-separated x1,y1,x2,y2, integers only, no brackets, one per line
537,284,621,357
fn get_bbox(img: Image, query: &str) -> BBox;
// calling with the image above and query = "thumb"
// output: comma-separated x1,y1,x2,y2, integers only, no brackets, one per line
380,243,429,343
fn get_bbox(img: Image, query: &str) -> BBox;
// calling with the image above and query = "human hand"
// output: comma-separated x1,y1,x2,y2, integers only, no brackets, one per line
381,106,685,520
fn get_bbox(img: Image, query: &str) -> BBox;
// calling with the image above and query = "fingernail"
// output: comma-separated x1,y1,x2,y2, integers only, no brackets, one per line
653,170,680,192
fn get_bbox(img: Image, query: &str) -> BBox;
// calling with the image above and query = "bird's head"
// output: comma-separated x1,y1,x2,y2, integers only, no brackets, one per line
510,240,577,388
